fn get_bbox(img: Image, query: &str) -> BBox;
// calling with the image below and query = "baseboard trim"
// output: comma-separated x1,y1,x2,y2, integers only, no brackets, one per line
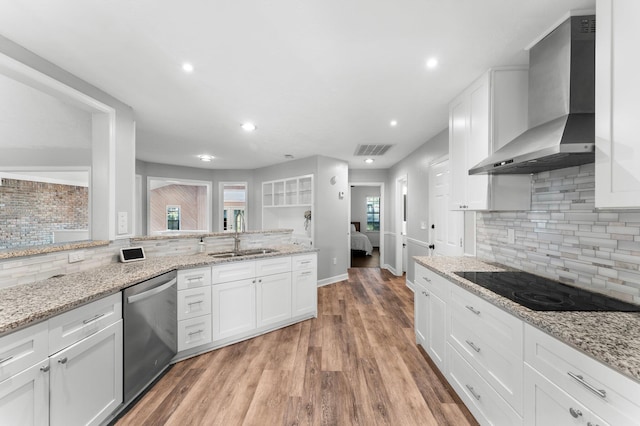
317,273,348,287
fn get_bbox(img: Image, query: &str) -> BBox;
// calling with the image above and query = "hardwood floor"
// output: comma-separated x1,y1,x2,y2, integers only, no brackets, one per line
350,248,380,268
115,268,478,426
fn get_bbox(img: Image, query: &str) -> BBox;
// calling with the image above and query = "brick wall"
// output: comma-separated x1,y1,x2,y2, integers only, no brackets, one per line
0,178,89,249
477,163,640,304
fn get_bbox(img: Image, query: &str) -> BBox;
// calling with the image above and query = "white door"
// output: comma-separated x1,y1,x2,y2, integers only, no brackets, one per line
49,320,123,426
257,272,292,327
212,278,256,341
429,160,464,256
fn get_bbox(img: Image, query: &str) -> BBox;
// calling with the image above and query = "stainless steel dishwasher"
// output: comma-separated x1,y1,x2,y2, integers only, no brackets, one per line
123,270,177,404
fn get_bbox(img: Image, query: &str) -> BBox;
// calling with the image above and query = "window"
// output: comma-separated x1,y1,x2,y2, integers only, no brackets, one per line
166,205,181,230
366,196,380,231
221,182,247,231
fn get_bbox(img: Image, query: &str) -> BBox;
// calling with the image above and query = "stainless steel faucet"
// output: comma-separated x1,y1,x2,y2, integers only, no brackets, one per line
233,211,245,252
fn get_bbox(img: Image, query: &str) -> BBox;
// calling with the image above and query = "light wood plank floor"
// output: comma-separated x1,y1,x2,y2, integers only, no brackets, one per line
115,268,478,426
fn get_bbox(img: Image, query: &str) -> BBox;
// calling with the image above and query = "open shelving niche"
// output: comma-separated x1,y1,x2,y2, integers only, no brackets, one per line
262,174,313,247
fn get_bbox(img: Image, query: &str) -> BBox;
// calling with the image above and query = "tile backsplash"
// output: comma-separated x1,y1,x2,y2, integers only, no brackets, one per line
477,163,640,304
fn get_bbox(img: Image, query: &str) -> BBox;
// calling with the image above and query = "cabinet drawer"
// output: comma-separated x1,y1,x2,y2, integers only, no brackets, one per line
177,315,212,352
0,322,49,383
447,344,523,426
292,254,316,271
49,293,121,355
256,256,291,276
177,267,212,290
448,302,523,414
415,264,449,300
177,286,212,321
449,284,523,357
212,261,256,283
525,324,640,425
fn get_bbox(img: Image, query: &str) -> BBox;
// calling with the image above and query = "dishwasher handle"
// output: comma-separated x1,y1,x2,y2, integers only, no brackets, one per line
127,278,177,304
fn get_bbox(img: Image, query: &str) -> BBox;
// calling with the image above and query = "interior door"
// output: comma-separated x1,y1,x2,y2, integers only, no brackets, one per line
429,160,464,256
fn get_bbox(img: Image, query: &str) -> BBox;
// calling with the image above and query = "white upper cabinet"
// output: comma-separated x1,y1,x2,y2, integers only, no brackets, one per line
595,0,640,208
449,68,532,211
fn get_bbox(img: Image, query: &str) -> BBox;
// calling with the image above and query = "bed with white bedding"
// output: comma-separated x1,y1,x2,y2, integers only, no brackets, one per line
350,222,373,255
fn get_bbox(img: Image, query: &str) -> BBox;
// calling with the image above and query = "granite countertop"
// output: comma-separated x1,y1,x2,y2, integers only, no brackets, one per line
414,256,640,384
0,244,316,336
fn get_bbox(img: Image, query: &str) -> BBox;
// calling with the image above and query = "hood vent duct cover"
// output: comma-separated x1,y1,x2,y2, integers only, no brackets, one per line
469,15,595,175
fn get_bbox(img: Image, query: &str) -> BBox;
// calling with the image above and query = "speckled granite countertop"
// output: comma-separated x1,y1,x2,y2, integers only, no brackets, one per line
0,245,316,336
414,256,640,384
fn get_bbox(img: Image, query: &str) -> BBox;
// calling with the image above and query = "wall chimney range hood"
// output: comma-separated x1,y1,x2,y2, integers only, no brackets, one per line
469,15,596,175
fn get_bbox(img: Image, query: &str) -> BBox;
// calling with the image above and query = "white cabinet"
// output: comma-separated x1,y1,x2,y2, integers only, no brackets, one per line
292,253,318,317
177,266,212,352
595,0,640,208
49,320,123,426
413,264,448,372
0,322,49,426
262,174,313,245
447,284,524,415
256,272,292,327
212,278,256,341
524,324,640,426
449,68,531,211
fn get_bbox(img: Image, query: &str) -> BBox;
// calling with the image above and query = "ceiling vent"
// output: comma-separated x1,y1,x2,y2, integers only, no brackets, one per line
354,144,394,156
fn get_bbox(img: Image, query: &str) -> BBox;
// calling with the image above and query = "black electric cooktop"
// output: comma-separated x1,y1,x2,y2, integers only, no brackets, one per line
453,271,640,312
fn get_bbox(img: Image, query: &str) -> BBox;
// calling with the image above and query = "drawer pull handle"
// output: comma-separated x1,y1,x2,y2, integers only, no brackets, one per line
188,301,203,306
300,260,311,264
423,276,432,283
465,305,481,315
188,329,204,336
465,384,481,400
58,357,68,364
83,313,105,324
300,271,312,276
569,407,583,418
40,365,50,373
187,276,204,281
567,372,607,399
465,340,481,353
0,356,14,364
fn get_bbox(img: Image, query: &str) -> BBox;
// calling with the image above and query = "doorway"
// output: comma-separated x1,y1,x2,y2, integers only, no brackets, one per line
395,175,407,276
348,182,384,269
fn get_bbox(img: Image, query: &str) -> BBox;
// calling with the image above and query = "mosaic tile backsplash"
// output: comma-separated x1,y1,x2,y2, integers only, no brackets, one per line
477,163,640,304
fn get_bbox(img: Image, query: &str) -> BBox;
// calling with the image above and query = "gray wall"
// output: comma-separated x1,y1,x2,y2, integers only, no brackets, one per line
387,128,448,282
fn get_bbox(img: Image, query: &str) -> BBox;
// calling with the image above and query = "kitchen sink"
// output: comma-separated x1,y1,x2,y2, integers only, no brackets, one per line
209,248,277,258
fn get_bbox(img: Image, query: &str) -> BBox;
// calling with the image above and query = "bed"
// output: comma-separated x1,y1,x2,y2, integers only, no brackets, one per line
350,222,373,256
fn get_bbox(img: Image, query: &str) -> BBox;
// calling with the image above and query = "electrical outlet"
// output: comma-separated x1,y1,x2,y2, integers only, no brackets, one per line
118,212,128,235
508,228,515,245
68,251,85,263
332,257,337,265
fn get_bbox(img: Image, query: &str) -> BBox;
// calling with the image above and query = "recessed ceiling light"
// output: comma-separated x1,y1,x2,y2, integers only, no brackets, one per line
198,154,214,162
182,62,194,73
390,120,398,127
364,158,375,164
426,57,439,69
241,122,256,132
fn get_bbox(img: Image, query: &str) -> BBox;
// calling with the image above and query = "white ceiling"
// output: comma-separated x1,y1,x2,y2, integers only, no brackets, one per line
0,0,595,170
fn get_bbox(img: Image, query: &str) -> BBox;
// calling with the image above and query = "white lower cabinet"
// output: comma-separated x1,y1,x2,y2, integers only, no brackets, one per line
212,278,257,341
0,293,123,426
524,364,608,426
177,315,213,352
177,268,213,352
414,264,448,372
0,359,49,426
49,320,123,426
292,254,318,317
257,272,292,327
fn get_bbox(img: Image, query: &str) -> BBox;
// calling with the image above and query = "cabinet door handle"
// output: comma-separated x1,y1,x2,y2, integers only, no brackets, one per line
465,340,481,353
465,384,481,400
58,357,68,364
188,329,204,336
0,356,13,364
422,276,431,282
40,365,50,373
422,291,429,297
83,313,105,324
465,305,481,315
569,407,583,418
567,372,607,399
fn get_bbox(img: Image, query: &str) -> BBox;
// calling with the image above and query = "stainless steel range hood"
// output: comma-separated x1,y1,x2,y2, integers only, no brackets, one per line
469,15,595,175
